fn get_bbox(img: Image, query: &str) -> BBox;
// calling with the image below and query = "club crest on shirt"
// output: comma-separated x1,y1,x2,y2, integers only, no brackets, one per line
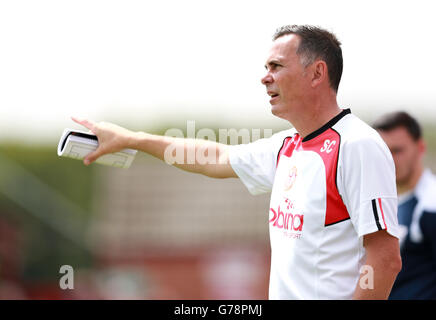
320,139,336,154
283,166,298,191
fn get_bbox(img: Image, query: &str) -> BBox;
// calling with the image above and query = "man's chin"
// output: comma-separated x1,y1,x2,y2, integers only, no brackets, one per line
270,104,294,124
270,104,284,118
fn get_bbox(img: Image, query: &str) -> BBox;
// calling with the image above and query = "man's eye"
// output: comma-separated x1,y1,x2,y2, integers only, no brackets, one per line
265,62,282,71
270,64,280,70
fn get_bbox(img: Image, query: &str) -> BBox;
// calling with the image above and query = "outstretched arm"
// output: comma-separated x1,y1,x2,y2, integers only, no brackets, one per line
71,117,237,179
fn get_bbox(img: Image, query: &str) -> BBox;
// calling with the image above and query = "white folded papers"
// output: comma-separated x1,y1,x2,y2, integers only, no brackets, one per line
57,128,137,169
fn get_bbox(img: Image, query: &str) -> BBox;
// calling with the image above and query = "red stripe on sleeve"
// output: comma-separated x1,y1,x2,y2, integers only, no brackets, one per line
378,198,388,231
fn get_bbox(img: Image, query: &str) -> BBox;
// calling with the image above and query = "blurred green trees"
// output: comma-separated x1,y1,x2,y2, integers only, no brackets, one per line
0,144,95,284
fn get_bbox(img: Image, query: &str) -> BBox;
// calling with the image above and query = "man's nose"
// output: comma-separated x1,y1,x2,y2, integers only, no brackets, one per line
261,71,273,85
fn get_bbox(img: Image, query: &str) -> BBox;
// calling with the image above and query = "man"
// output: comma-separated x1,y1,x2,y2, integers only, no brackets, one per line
72,25,401,299
374,111,436,299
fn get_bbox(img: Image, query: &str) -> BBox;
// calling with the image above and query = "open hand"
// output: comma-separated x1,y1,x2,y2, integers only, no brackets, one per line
71,117,135,165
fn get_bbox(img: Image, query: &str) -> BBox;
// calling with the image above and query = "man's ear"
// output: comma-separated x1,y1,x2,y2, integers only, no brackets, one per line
418,138,426,155
311,60,328,88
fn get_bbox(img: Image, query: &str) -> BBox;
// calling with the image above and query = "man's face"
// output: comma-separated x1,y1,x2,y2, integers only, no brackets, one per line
261,34,312,120
378,127,424,186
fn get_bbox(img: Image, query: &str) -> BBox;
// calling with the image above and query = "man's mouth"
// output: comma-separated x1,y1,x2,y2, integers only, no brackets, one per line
268,91,280,103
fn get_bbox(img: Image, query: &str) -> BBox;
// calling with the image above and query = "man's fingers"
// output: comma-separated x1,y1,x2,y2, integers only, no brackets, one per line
71,116,97,133
83,149,103,166
70,117,110,166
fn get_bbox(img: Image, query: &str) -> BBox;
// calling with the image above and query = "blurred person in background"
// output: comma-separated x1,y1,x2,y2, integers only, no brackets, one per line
71,25,401,299
374,111,436,299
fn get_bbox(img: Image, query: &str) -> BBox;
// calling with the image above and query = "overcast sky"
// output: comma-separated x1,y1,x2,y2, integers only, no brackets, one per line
1,0,435,143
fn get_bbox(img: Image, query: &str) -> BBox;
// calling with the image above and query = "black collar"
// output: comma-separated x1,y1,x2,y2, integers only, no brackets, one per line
302,108,351,142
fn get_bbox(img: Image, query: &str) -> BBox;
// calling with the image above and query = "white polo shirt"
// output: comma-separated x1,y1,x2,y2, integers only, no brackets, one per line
229,109,400,299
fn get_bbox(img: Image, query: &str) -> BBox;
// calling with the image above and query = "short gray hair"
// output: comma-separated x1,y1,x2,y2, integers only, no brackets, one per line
273,25,343,92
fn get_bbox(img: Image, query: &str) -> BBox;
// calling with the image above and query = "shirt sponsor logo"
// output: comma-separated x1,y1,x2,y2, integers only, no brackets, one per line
269,198,304,238
320,139,336,154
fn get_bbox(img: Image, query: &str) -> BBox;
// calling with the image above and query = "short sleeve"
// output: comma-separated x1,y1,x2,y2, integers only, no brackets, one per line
228,131,292,195
338,135,400,239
